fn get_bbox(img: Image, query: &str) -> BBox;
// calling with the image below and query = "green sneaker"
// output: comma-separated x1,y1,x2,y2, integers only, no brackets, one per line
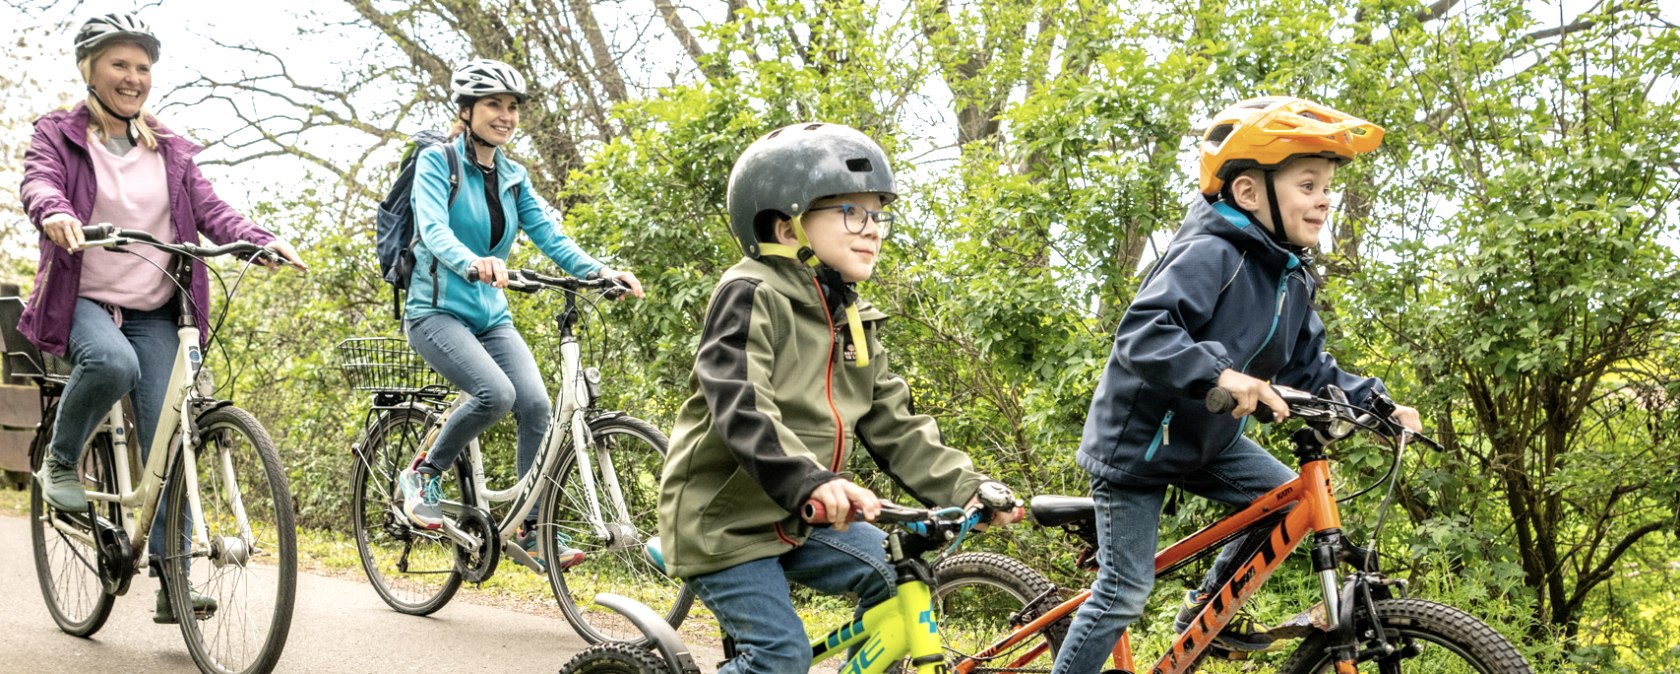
154,587,218,624
37,458,88,512
1173,590,1279,652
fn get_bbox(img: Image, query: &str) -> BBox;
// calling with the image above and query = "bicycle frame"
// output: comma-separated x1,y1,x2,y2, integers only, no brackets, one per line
416,284,633,569
809,577,945,674
958,446,1354,674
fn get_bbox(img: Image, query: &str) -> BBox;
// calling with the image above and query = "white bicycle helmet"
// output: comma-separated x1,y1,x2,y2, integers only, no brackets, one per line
450,59,529,103
74,13,160,63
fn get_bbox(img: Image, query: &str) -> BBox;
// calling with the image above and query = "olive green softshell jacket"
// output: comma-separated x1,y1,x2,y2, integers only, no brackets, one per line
658,256,988,578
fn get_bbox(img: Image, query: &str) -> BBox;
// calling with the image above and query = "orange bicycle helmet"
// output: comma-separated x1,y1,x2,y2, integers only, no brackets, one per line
1198,97,1383,197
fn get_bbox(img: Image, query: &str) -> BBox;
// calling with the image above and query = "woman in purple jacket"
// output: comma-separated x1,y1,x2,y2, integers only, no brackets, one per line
19,13,305,624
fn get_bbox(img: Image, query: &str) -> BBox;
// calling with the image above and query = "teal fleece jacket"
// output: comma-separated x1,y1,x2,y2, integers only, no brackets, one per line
407,135,603,332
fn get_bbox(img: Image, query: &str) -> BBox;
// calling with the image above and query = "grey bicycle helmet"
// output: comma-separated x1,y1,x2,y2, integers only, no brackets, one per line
74,12,160,63
725,122,897,258
451,59,529,103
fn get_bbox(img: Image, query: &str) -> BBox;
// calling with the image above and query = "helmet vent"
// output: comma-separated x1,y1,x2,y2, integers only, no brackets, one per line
846,158,873,172
1205,123,1235,145
804,123,826,131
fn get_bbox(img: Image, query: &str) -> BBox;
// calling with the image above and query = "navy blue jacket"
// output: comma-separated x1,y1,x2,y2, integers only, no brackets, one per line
1077,198,1386,486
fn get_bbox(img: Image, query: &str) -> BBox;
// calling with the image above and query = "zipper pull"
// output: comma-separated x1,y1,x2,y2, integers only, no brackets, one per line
1163,421,1170,446
1277,289,1287,316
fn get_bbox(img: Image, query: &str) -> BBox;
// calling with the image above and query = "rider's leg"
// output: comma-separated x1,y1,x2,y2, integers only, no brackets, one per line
118,305,179,569
1051,476,1166,674
404,313,520,469
41,299,143,511
401,313,518,527
1172,436,1298,650
689,556,813,674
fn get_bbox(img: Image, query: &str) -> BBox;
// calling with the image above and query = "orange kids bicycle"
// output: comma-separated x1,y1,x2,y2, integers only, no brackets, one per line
929,385,1533,674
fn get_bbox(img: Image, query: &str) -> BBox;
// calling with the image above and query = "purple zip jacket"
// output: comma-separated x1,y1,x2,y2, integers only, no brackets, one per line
18,103,276,356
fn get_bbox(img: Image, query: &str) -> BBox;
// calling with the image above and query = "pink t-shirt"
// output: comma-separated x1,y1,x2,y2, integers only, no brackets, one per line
80,132,176,311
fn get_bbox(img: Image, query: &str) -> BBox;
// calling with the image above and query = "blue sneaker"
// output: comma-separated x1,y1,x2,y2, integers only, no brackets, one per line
399,456,444,530
517,522,584,572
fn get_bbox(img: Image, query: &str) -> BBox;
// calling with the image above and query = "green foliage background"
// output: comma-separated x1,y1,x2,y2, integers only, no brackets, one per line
14,0,1680,670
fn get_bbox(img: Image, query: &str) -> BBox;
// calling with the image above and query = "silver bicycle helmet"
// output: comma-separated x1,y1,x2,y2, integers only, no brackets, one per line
725,122,897,258
450,59,529,103
74,13,160,63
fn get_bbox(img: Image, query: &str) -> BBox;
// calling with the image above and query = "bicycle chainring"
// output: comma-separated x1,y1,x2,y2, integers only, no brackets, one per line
454,506,500,583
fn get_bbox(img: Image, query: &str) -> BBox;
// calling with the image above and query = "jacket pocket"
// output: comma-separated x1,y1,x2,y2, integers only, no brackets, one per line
1142,410,1175,462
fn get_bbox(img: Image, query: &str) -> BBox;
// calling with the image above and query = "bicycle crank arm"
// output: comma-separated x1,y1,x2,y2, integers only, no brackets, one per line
440,519,482,550
501,539,545,573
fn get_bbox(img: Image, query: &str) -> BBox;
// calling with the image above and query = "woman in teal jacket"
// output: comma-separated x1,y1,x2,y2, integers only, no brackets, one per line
399,59,643,570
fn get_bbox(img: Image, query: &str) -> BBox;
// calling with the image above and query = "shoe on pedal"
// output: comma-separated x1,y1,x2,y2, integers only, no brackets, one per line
399,456,444,530
154,587,218,624
1173,590,1280,652
37,459,89,512
517,522,585,573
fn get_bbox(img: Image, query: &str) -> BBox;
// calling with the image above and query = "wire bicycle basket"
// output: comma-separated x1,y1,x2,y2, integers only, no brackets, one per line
333,337,452,393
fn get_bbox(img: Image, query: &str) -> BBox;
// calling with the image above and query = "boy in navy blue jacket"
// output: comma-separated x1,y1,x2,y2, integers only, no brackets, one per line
1051,97,1423,673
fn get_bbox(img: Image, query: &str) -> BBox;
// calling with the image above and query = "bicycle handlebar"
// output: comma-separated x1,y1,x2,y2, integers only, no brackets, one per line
1204,384,1442,450
802,499,1024,527
81,223,291,266
464,266,628,299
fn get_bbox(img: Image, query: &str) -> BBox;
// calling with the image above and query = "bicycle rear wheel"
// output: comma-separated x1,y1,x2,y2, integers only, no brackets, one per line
162,405,297,674
1278,598,1533,674
924,552,1066,673
28,404,120,637
540,414,693,644
350,405,464,615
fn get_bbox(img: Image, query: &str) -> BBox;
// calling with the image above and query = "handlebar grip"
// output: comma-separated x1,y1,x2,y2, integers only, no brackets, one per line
81,223,114,241
1204,387,1235,415
802,500,870,524
465,267,481,283
1204,387,1278,423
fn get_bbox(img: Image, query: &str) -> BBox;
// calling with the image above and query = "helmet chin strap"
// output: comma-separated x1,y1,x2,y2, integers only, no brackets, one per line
1223,171,1300,252
86,86,140,145
461,109,502,159
757,215,871,368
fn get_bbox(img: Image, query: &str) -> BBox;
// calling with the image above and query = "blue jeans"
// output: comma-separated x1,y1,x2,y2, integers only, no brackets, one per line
689,524,896,674
1051,437,1297,674
405,314,550,491
50,298,180,562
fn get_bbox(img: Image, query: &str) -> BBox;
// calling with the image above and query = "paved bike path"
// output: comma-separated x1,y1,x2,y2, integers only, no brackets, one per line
0,513,604,673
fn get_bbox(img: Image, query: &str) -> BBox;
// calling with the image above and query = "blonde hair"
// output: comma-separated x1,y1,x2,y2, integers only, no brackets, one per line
77,45,164,151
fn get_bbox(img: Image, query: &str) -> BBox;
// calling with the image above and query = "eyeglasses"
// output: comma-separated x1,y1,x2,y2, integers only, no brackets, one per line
806,203,896,237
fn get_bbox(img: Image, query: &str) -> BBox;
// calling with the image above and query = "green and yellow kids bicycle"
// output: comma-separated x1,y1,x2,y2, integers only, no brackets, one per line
558,495,1024,674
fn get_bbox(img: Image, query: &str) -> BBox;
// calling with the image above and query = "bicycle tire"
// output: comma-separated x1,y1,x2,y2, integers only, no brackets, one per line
921,551,1067,673
1277,598,1533,674
28,403,119,637
559,642,675,674
540,414,693,644
163,405,297,674
350,405,464,615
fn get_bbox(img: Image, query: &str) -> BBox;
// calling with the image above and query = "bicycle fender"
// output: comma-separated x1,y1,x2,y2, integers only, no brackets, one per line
592,593,701,674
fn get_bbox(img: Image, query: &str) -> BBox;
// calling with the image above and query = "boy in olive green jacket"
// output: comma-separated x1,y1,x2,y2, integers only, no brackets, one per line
658,122,1014,673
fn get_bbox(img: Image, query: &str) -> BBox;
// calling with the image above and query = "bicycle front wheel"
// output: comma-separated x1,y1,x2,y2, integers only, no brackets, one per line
162,406,297,674
28,404,119,637
1278,598,1533,674
350,405,464,615
539,414,693,644
925,552,1066,673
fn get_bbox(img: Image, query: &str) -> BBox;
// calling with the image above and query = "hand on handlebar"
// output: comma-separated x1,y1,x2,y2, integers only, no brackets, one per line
259,240,309,272
805,479,881,532
469,257,509,288
45,214,88,251
1389,402,1423,433
598,268,644,299
964,481,1024,530
1215,369,1289,422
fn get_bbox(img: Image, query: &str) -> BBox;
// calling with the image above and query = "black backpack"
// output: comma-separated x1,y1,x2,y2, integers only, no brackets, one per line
376,130,460,320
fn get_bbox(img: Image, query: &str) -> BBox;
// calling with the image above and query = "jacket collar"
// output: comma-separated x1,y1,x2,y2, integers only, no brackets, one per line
453,134,526,192
1195,198,1302,272
51,102,201,164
